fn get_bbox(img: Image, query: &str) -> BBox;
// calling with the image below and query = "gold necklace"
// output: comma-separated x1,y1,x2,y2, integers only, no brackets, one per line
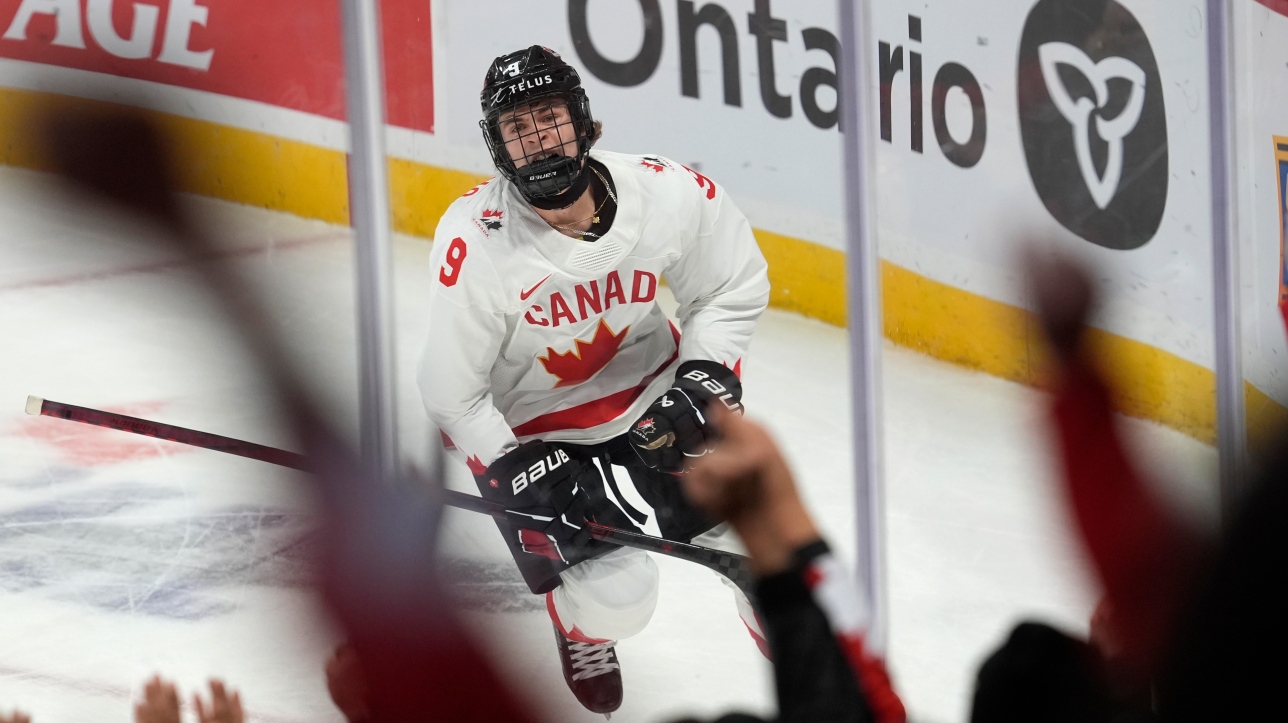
548,168,617,239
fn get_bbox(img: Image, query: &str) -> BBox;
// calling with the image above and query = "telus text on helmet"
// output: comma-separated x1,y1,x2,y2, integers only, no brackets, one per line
568,0,842,131
509,75,556,96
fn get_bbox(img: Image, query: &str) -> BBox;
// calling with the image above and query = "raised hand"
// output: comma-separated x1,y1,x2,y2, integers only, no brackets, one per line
134,675,181,723
1021,245,1094,360
684,405,818,575
193,679,244,723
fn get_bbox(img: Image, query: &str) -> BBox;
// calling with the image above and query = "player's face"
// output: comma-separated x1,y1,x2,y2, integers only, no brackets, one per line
496,100,580,170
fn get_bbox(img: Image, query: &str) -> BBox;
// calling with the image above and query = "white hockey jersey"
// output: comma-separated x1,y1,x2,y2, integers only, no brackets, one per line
416,150,770,474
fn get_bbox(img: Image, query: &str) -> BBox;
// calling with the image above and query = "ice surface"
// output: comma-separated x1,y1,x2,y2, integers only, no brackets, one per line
0,165,1217,722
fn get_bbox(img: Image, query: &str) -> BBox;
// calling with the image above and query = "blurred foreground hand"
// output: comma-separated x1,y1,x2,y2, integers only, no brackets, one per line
326,644,372,723
193,680,244,723
134,676,180,723
1023,246,1202,689
38,104,539,723
684,406,820,575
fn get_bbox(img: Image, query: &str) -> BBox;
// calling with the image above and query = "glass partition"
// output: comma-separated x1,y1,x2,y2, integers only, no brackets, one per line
5,0,1283,720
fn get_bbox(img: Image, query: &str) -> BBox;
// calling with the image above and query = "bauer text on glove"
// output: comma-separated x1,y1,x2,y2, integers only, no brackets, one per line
482,441,601,562
629,360,743,473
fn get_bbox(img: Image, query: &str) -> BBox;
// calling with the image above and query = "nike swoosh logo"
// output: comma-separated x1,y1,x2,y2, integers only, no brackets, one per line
520,274,552,301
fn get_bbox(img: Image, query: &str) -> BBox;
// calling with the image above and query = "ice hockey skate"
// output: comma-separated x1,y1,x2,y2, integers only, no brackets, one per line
553,624,623,716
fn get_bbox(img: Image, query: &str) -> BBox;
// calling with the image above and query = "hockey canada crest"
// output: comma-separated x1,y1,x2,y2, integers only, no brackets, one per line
633,417,656,438
640,156,671,173
474,209,504,236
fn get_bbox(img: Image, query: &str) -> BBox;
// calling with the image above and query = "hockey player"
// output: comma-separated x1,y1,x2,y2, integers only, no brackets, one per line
416,45,770,714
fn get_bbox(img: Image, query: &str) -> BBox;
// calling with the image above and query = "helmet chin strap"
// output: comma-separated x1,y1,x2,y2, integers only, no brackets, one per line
521,158,591,210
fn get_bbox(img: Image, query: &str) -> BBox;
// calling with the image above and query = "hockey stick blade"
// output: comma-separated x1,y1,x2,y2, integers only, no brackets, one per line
25,396,754,595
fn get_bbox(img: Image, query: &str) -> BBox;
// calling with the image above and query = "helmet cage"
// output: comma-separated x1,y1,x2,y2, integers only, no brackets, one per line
480,71,595,202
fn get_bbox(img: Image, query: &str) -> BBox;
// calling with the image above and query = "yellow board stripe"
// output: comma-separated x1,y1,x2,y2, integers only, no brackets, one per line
759,225,1288,449
389,156,487,239
0,89,353,224
4,87,1284,448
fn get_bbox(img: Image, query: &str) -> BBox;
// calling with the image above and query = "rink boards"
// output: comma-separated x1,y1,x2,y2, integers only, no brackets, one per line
3,0,1288,449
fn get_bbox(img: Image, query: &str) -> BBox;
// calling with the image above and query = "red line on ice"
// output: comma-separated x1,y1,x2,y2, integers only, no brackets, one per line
19,400,192,467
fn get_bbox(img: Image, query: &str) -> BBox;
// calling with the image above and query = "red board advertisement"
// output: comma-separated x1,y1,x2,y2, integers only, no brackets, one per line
0,0,434,133
1257,0,1288,18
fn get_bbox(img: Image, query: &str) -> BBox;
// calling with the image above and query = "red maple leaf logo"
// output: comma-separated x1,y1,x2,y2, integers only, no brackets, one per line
538,320,630,388
640,159,665,173
482,209,503,218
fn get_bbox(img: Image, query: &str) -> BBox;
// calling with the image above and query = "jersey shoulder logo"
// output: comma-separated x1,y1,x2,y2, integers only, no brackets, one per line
473,208,504,236
538,319,630,388
640,156,671,173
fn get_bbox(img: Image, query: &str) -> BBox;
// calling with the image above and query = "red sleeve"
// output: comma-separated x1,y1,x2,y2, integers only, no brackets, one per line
1051,359,1198,677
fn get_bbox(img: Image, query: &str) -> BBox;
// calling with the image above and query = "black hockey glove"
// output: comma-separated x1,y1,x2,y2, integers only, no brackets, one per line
629,360,743,474
483,440,601,562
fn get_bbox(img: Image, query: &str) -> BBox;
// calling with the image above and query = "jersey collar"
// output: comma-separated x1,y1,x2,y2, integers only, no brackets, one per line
511,150,643,279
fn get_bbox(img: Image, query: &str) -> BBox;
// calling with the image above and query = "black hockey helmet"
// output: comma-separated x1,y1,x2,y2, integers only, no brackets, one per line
479,45,595,207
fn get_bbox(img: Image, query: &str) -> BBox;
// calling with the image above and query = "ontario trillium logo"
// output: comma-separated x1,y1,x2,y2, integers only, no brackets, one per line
1038,43,1146,210
1018,0,1168,250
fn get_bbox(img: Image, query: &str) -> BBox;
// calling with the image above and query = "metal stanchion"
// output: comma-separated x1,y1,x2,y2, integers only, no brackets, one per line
1207,0,1246,519
838,0,889,654
340,0,399,483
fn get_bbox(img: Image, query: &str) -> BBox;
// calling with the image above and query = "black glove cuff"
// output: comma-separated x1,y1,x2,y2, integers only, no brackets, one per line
481,440,571,500
673,359,743,409
482,440,544,477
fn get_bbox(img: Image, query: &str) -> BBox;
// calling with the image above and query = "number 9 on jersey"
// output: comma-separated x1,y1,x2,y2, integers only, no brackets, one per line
439,237,468,287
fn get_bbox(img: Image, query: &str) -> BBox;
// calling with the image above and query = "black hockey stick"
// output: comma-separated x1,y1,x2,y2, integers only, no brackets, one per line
24,395,755,595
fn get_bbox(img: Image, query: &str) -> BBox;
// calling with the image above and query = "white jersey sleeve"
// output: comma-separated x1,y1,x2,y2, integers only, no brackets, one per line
662,165,771,372
416,192,519,473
